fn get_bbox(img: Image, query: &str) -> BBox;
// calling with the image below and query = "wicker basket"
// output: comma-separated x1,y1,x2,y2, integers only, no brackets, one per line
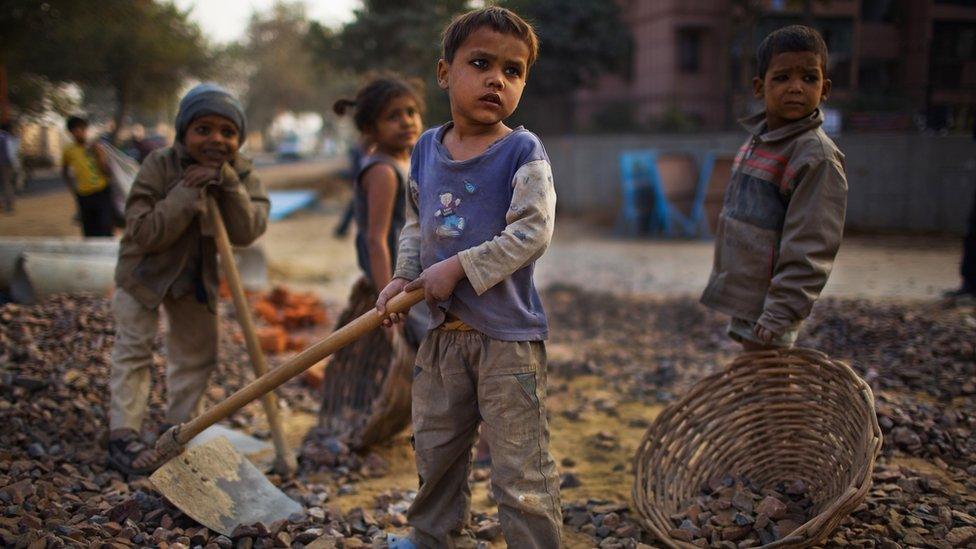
633,348,882,548
317,277,415,450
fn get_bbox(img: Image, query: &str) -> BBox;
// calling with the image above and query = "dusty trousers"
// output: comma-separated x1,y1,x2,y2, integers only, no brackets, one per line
962,186,976,290
407,328,562,548
109,287,218,431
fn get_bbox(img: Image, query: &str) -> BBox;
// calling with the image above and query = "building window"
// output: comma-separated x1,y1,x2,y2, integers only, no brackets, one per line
931,21,976,89
677,28,702,73
859,60,897,90
861,0,897,23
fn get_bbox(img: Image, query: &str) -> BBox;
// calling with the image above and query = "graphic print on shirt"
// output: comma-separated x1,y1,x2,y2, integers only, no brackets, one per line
434,191,465,238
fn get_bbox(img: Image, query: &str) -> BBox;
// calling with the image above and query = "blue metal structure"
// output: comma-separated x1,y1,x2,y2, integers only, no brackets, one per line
617,150,717,238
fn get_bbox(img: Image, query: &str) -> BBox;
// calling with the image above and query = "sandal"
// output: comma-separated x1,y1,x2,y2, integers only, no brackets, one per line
107,428,163,476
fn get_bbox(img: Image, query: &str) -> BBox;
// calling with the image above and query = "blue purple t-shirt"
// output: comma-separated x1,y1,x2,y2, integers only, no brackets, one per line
404,124,554,341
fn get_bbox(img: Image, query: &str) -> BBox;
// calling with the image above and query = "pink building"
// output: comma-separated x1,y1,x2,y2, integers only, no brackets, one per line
575,0,976,132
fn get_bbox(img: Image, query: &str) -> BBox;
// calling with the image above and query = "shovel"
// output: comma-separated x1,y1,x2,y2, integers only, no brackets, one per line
150,275,423,535
205,194,297,477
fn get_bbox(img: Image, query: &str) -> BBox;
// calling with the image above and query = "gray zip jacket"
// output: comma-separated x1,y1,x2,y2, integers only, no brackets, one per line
700,109,848,335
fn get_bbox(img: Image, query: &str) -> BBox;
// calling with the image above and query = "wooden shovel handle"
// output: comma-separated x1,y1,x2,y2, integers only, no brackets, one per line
174,285,425,444
205,194,297,475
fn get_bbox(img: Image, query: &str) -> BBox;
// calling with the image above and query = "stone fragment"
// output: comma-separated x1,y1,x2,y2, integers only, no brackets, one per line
947,526,976,545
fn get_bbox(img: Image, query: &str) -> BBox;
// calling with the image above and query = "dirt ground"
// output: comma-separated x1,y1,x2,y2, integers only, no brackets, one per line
261,200,963,307
4,162,961,303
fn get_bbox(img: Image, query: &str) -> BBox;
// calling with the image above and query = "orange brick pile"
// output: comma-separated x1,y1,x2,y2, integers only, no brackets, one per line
249,286,328,354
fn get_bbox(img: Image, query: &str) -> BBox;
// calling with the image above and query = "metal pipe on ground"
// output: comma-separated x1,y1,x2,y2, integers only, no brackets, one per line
10,252,116,304
0,237,118,289
0,237,268,302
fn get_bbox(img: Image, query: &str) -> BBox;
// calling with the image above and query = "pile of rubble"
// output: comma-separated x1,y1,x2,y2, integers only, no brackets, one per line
667,476,814,546
248,286,328,355
1,288,974,547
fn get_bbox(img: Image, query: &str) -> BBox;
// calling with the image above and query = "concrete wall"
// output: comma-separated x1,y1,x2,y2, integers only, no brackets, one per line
546,133,976,235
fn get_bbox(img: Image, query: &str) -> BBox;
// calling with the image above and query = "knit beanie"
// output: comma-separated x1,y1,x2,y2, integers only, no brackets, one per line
175,83,247,144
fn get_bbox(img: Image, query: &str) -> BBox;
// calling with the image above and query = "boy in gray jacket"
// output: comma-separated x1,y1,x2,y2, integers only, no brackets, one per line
701,25,848,350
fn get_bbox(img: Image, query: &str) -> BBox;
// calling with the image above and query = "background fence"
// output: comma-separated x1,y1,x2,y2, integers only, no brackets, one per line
547,134,976,235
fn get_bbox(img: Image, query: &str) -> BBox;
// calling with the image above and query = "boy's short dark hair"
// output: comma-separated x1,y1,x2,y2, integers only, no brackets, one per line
442,6,539,69
756,25,829,78
66,116,88,132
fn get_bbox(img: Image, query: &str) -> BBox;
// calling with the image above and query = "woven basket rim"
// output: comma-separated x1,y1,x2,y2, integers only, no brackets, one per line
632,347,883,549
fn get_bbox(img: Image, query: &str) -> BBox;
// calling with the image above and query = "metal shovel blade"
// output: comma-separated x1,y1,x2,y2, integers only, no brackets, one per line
150,436,303,536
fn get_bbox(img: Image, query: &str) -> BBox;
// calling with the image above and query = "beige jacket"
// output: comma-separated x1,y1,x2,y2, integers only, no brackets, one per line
114,144,269,312
700,109,848,335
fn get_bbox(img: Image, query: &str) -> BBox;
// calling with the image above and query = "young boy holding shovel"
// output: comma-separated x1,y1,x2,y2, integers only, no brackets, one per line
108,84,269,475
376,6,561,547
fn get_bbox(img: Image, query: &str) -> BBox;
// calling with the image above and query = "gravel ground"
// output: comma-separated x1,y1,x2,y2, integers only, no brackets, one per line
1,288,973,548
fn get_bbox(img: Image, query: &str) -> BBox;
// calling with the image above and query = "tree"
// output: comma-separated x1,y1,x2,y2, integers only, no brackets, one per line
502,0,632,133
0,0,81,122
327,0,468,78
310,0,629,132
226,1,351,138
2,1,209,137
231,2,323,136
502,0,630,96
310,0,469,124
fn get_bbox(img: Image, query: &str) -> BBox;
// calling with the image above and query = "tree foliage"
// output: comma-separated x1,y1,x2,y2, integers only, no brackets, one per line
233,2,325,133
502,0,631,96
1,1,79,120
2,0,209,134
307,0,469,124
321,0,468,79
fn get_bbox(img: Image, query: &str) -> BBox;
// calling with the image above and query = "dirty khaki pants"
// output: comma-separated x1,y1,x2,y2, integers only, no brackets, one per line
0,165,14,212
110,287,217,431
408,329,562,548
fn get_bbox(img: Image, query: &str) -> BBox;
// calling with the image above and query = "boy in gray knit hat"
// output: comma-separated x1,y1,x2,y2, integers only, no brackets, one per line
108,83,269,475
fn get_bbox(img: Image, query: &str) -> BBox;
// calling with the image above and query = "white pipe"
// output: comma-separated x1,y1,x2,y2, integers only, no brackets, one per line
1,239,268,300
0,237,118,289
10,252,117,304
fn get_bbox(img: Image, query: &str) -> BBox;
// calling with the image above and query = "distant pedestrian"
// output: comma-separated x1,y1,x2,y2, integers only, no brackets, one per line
0,122,19,214
943,119,976,299
945,187,976,298
61,116,115,236
333,138,371,238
